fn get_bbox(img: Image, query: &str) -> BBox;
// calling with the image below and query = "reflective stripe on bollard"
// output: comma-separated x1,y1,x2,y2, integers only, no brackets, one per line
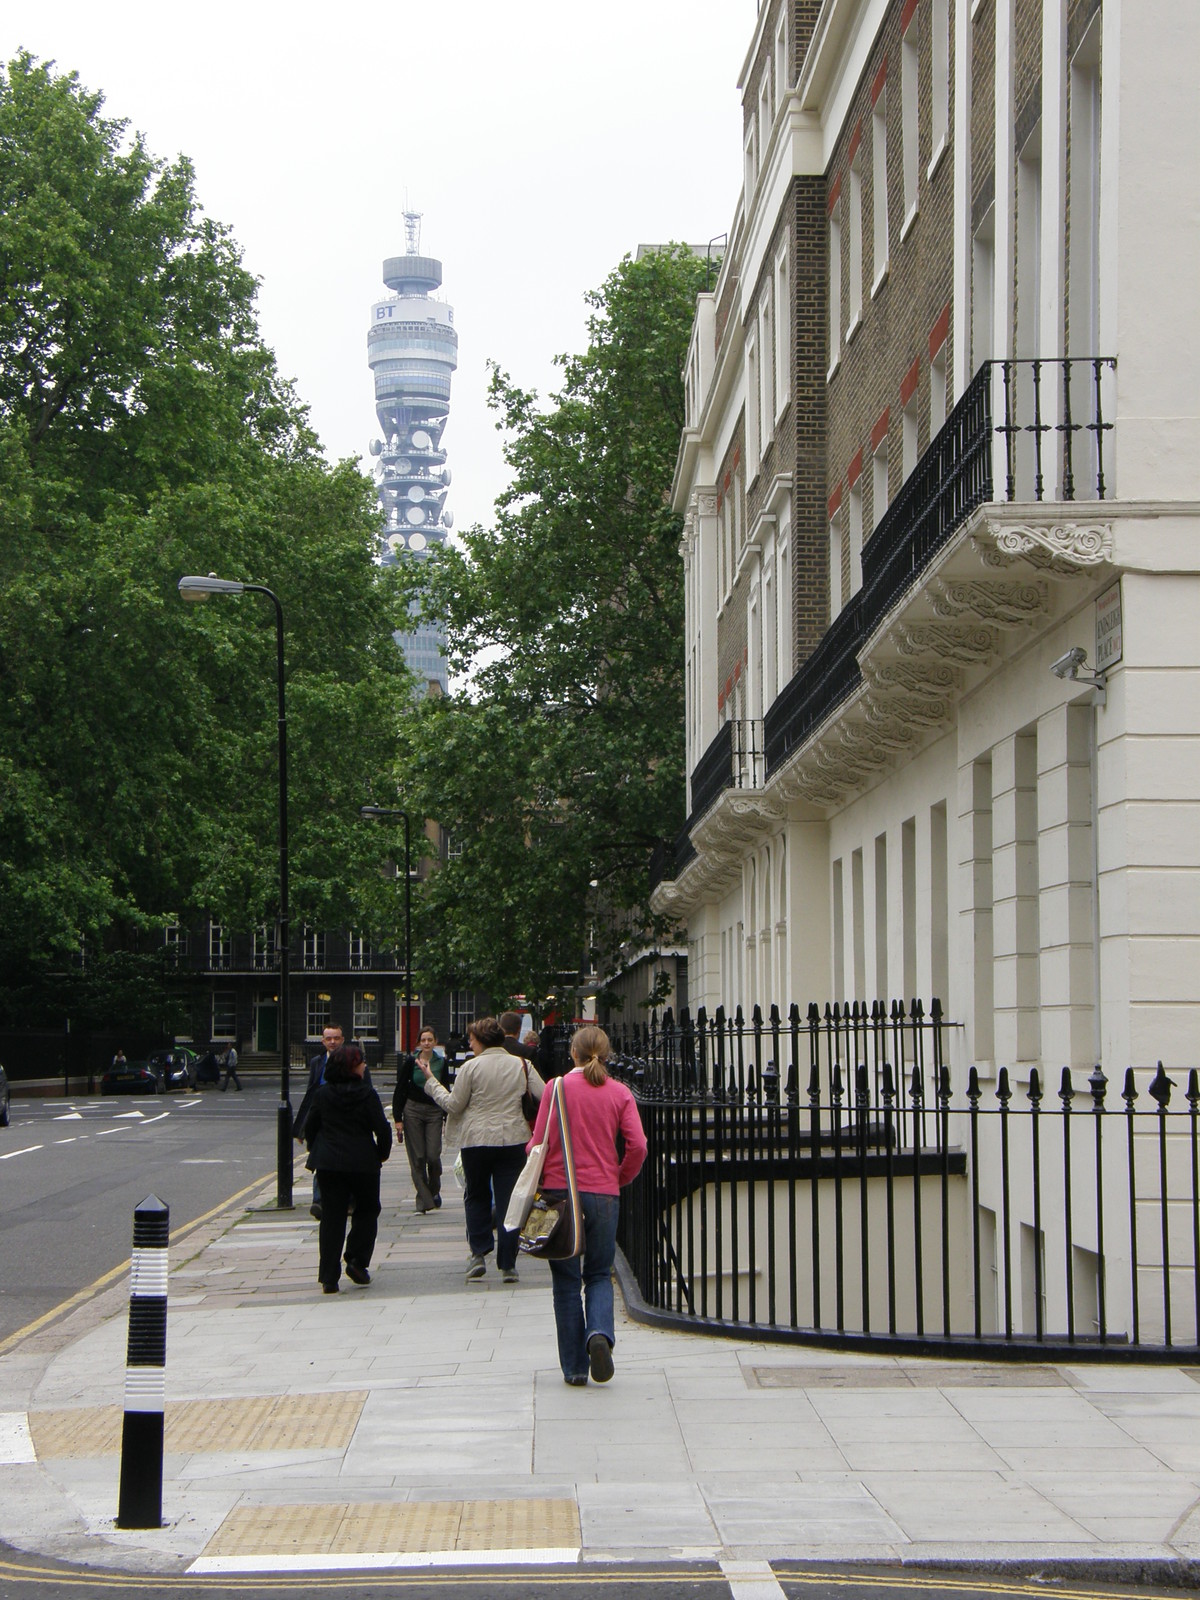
116,1194,168,1529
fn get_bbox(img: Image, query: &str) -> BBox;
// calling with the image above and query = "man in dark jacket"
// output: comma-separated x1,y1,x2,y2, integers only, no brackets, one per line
499,1012,537,1062
293,1025,344,1220
303,1046,392,1292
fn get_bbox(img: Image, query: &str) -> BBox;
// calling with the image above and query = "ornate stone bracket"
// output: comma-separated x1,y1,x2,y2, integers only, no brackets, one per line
978,519,1114,570
862,658,962,699
888,621,999,665
930,577,1049,627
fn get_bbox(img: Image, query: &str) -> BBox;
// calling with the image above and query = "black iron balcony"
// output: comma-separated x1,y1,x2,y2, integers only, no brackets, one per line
765,357,1114,778
689,718,765,821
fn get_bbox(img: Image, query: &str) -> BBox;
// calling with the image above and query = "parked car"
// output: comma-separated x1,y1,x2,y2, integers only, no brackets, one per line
0,1062,9,1126
146,1047,199,1090
100,1058,162,1096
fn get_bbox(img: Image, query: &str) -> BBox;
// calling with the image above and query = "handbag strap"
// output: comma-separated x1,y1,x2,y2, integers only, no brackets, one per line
550,1074,580,1203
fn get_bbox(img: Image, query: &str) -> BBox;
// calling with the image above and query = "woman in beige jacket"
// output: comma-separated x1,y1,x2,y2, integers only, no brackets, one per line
419,1015,544,1282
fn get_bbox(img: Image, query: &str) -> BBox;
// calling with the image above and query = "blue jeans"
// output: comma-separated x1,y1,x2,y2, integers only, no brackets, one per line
548,1192,620,1380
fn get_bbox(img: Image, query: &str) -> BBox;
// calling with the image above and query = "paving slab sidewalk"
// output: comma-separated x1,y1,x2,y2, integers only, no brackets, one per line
3,1151,1200,1579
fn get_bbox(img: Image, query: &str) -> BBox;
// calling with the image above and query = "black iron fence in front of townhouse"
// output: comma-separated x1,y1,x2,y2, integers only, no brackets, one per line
606,1000,1200,1362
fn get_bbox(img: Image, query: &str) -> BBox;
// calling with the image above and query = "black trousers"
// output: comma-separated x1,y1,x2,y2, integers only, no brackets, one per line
316,1167,381,1285
460,1144,526,1271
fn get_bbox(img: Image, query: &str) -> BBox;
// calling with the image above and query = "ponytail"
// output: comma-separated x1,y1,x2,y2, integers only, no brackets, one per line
570,1024,611,1087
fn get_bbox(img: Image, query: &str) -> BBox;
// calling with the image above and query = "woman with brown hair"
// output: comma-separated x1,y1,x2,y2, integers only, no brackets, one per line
418,1015,544,1283
526,1024,646,1385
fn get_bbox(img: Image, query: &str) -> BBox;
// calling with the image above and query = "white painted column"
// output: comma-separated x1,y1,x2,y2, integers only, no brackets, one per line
951,0,974,396
991,730,1041,1066
957,755,994,1062
694,489,721,764
1036,701,1096,1068
784,813,831,1002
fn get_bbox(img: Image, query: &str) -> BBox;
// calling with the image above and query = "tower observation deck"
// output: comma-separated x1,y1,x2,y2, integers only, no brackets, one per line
367,211,456,693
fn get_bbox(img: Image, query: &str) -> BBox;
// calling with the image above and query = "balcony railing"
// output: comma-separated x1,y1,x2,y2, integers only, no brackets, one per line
995,356,1116,503
689,718,765,821
765,357,1114,778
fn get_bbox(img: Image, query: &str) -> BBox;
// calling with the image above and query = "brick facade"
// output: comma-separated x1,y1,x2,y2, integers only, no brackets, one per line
825,0,956,549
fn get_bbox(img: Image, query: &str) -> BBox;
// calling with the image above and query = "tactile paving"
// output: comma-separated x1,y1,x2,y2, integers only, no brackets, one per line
28,1389,367,1458
201,1498,580,1557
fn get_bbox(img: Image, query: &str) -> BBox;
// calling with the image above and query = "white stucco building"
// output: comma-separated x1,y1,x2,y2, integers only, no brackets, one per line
655,0,1199,1082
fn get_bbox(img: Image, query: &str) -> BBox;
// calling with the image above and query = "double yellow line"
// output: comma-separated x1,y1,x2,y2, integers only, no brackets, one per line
0,1172,274,1359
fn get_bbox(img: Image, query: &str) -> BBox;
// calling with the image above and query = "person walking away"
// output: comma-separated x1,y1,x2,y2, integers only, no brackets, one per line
499,1011,538,1063
302,1045,392,1292
220,1039,242,1091
418,1016,544,1283
526,1024,646,1386
392,1025,449,1212
293,1024,344,1219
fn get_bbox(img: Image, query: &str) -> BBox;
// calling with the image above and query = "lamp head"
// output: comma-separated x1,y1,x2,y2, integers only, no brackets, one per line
178,574,246,602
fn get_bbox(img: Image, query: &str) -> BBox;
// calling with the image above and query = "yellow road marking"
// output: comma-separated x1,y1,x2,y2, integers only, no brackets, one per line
0,1557,1186,1593
0,1172,273,1358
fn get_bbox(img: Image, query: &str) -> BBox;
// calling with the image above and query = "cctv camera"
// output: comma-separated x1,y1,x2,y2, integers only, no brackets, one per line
1049,646,1088,681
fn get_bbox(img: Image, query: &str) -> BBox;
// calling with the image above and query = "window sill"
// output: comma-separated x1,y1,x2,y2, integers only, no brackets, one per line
871,262,889,300
845,312,863,345
927,136,948,182
900,203,919,242
827,351,841,382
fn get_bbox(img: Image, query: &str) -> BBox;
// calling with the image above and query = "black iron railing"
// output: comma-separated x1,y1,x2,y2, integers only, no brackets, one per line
689,718,765,821
609,1001,1200,1360
763,357,1115,779
765,364,994,776
995,356,1116,503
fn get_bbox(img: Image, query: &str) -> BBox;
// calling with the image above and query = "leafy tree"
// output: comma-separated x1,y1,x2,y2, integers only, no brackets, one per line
400,245,705,1008
0,54,411,1027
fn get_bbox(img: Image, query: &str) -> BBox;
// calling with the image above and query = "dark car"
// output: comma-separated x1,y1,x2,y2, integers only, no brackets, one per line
146,1047,199,1091
0,1062,9,1126
100,1058,163,1096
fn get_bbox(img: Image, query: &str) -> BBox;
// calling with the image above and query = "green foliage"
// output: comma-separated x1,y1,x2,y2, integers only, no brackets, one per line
401,245,704,1007
0,54,411,1027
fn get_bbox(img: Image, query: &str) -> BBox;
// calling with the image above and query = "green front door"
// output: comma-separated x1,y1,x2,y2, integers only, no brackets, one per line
256,1001,278,1054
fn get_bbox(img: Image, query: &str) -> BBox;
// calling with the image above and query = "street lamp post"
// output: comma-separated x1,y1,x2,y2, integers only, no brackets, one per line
179,575,293,1208
359,807,411,1053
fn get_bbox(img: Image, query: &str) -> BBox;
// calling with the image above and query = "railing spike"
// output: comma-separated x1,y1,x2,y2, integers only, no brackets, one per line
1148,1061,1176,1108
1059,1066,1075,1107
1122,1067,1138,1107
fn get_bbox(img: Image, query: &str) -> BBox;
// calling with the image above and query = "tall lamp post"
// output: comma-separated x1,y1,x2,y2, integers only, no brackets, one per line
359,807,411,1053
179,575,293,1208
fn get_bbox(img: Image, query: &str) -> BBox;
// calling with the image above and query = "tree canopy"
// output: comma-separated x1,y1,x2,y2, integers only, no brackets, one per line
0,54,411,1028
400,245,705,1009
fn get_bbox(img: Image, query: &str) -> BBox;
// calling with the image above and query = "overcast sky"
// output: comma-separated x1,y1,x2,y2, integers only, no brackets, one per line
6,2,751,533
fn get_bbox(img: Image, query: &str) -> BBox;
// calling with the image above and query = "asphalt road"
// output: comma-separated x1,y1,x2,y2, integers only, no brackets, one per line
0,1080,282,1342
0,1553,1197,1600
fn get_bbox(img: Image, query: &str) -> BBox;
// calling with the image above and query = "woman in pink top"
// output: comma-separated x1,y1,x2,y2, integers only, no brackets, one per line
527,1024,647,1385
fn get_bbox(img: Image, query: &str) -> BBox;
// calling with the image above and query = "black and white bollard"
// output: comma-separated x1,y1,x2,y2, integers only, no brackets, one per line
116,1194,169,1529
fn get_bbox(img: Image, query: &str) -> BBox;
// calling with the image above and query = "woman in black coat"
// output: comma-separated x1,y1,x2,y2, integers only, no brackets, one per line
303,1045,392,1293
